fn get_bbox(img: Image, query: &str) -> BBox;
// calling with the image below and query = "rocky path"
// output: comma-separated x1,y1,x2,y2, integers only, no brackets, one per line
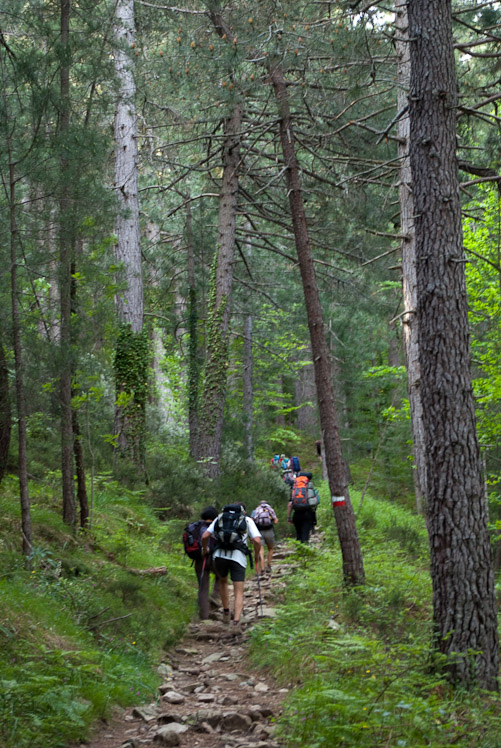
73,544,297,748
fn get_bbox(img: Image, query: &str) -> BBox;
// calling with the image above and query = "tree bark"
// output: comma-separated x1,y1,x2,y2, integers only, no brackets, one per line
242,225,254,463
113,0,146,470
72,407,89,528
2,66,33,554
186,196,199,459
71,251,89,529
59,0,76,527
395,0,427,517
0,340,11,483
113,0,143,334
408,0,498,690
269,60,364,586
198,104,242,478
295,354,318,435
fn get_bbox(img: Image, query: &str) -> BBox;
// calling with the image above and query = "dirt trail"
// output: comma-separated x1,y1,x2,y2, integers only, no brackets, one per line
73,543,299,748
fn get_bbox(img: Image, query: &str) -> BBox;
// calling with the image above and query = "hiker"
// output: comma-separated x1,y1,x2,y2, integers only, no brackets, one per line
251,500,278,574
186,506,221,620
288,471,318,544
201,503,261,626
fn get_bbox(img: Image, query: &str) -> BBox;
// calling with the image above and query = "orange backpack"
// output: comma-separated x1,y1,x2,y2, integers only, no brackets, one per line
291,475,319,511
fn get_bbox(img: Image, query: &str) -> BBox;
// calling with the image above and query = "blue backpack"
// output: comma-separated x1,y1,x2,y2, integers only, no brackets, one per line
291,456,301,472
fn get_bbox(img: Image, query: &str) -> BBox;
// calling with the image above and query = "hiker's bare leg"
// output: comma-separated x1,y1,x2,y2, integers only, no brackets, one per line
233,580,244,622
219,576,230,610
258,544,265,573
267,546,274,568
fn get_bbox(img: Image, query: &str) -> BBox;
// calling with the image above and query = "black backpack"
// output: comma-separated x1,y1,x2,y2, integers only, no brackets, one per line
213,504,251,561
182,520,206,561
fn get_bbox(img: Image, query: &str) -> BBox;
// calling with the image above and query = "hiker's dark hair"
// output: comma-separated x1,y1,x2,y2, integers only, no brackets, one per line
200,506,218,521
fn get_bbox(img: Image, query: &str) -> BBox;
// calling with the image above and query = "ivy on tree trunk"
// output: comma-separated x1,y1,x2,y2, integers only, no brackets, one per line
197,104,242,479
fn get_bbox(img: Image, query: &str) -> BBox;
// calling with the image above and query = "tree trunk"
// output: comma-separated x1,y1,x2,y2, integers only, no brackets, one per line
242,225,254,463
408,0,498,690
59,0,76,527
3,116,32,553
186,196,199,459
0,340,11,483
295,354,318,435
72,408,89,528
71,251,89,529
269,60,364,586
113,0,146,470
197,104,242,478
395,0,427,516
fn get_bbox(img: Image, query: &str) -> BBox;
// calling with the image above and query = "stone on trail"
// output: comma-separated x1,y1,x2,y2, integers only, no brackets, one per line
153,722,189,745
202,651,225,664
220,694,239,705
197,692,216,702
185,708,221,727
132,705,159,722
157,711,186,725
175,646,198,655
254,681,269,693
221,711,253,731
161,690,186,704
157,663,174,678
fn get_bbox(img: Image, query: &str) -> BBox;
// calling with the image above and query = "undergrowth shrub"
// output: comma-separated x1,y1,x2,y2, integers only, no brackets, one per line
0,478,195,748
250,488,501,748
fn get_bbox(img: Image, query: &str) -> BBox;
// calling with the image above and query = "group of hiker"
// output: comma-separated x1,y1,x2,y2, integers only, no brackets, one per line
183,453,320,624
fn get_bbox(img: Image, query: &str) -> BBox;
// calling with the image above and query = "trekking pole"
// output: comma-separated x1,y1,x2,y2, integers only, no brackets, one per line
198,555,207,587
255,568,264,617
199,554,207,596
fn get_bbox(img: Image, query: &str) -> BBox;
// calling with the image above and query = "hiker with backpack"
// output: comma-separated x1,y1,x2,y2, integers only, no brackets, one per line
251,500,278,574
288,471,319,543
201,503,261,627
183,506,221,620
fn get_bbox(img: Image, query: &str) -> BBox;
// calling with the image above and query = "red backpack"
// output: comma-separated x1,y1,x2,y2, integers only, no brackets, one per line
291,475,319,511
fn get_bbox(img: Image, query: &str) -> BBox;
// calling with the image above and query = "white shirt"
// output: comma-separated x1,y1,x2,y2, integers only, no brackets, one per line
206,515,261,568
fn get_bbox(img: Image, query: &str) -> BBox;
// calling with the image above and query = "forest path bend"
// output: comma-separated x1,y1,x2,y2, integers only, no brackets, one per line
72,539,312,748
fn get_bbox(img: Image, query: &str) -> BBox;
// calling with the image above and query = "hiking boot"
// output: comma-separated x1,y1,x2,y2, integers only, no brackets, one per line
222,609,231,624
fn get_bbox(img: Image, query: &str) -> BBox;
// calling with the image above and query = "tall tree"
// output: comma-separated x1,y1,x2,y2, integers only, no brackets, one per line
0,339,11,483
408,0,498,689
186,195,200,459
1,48,33,556
59,0,76,527
198,104,243,478
113,0,147,470
269,59,365,586
242,227,254,463
395,0,427,516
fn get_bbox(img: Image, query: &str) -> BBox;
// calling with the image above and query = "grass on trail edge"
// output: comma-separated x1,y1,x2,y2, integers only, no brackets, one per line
0,474,196,748
248,488,501,748
1,472,500,748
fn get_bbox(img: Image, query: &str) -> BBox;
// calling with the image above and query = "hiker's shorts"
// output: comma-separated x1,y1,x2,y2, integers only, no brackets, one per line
214,557,246,582
259,528,275,548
